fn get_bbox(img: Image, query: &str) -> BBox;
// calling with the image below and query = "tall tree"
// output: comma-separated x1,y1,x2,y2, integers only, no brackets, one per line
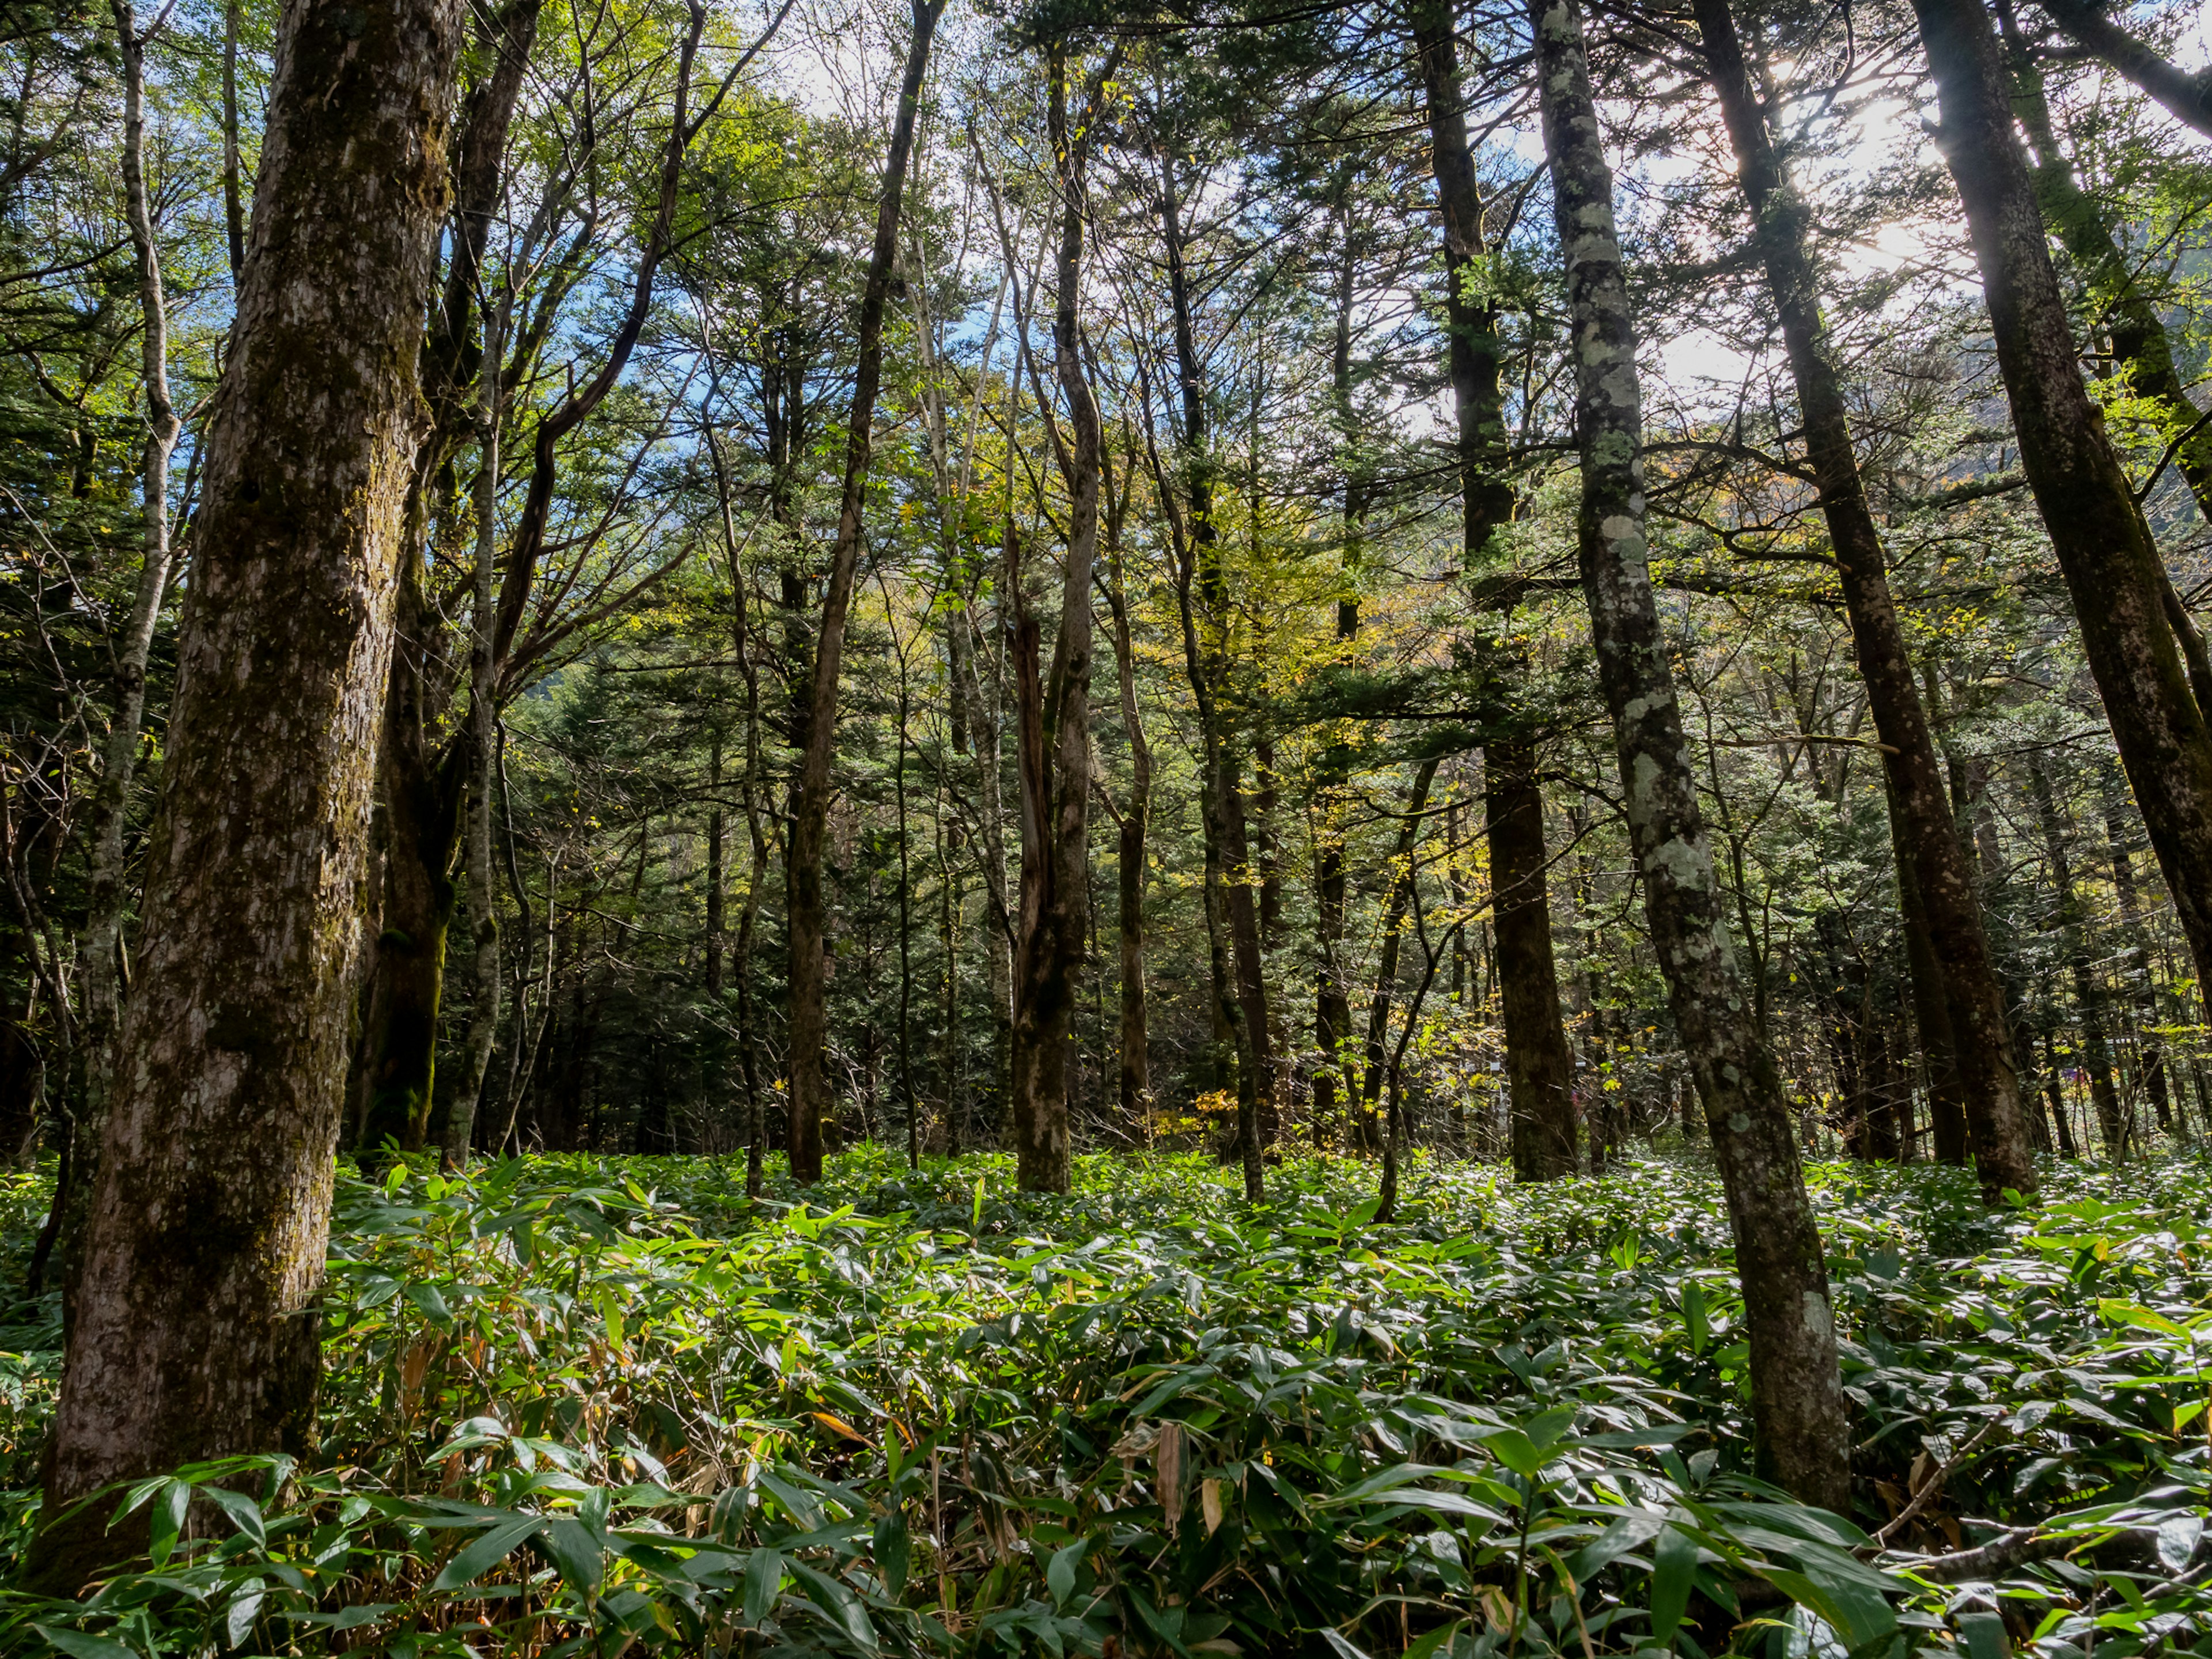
1690,0,2037,1202
28,0,468,1586
785,0,945,1183
1413,0,1580,1181
1911,0,2212,1003
1529,0,1849,1509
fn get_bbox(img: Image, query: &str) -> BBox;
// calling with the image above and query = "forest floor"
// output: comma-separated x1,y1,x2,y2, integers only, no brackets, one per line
0,1146,2206,1658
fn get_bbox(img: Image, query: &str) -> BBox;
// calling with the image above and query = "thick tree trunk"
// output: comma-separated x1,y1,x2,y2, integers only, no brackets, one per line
1889,776,1972,1164
1487,744,1578,1178
1998,19,2212,717
1530,0,1849,1511
1695,0,2036,1199
1913,0,2212,999
1414,0,1580,1181
2031,760,2127,1155
785,0,942,1184
1005,41,1105,1195
30,0,465,1589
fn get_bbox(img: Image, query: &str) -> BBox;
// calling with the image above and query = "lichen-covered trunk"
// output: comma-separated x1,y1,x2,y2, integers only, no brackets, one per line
785,0,941,1184
1530,0,1848,1511
1414,0,1579,1180
1696,0,2035,1199
444,319,505,1166
31,0,465,1588
1912,0,2212,999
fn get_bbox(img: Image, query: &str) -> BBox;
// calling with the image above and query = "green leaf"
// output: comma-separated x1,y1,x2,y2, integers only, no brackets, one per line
32,1629,137,1659
429,1514,542,1590
1047,1537,1087,1609
1567,1510,1667,1584
403,1281,452,1326
1960,1612,2009,1659
537,1516,603,1592
1321,1629,1374,1659
790,1559,878,1651
149,1478,190,1567
200,1483,266,1548
745,1548,784,1626
1649,1524,1696,1652
2157,1514,2203,1574
1683,1282,1710,1352
223,1580,266,1649
874,1508,911,1599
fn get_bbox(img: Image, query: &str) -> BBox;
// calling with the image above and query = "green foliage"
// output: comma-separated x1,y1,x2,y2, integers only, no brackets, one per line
1,1149,2208,1656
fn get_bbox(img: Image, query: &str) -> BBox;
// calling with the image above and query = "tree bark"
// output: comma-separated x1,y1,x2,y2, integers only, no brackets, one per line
30,0,466,1588
1414,0,1580,1181
785,0,942,1184
1530,0,1849,1511
1912,0,2212,1001
1694,0,2036,1200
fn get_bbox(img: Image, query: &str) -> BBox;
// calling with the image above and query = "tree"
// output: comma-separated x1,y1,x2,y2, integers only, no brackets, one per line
1529,0,1850,1509
28,0,469,1585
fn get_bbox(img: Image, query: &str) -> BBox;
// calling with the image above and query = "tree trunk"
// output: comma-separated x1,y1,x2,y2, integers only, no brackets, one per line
1103,458,1153,1130
355,589,465,1157
1358,756,1443,1145
29,0,466,1589
1157,137,1274,1142
1530,0,1849,1511
1696,0,2036,1199
346,0,543,1154
1889,773,1971,1164
2031,760,2127,1155
1913,0,2212,1000
444,306,506,1165
1414,0,1580,1181
1997,15,2212,718
2102,770,2180,1136
706,729,725,998
785,0,942,1184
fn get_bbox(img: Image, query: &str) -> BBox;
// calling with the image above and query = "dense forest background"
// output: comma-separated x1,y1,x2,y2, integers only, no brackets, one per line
8,0,2209,1181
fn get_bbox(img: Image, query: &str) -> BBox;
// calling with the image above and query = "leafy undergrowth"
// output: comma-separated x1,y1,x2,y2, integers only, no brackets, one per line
0,1147,2207,1658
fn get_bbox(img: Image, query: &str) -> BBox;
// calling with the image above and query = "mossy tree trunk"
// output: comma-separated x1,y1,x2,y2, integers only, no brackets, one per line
1529,0,1850,1511
30,0,467,1589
